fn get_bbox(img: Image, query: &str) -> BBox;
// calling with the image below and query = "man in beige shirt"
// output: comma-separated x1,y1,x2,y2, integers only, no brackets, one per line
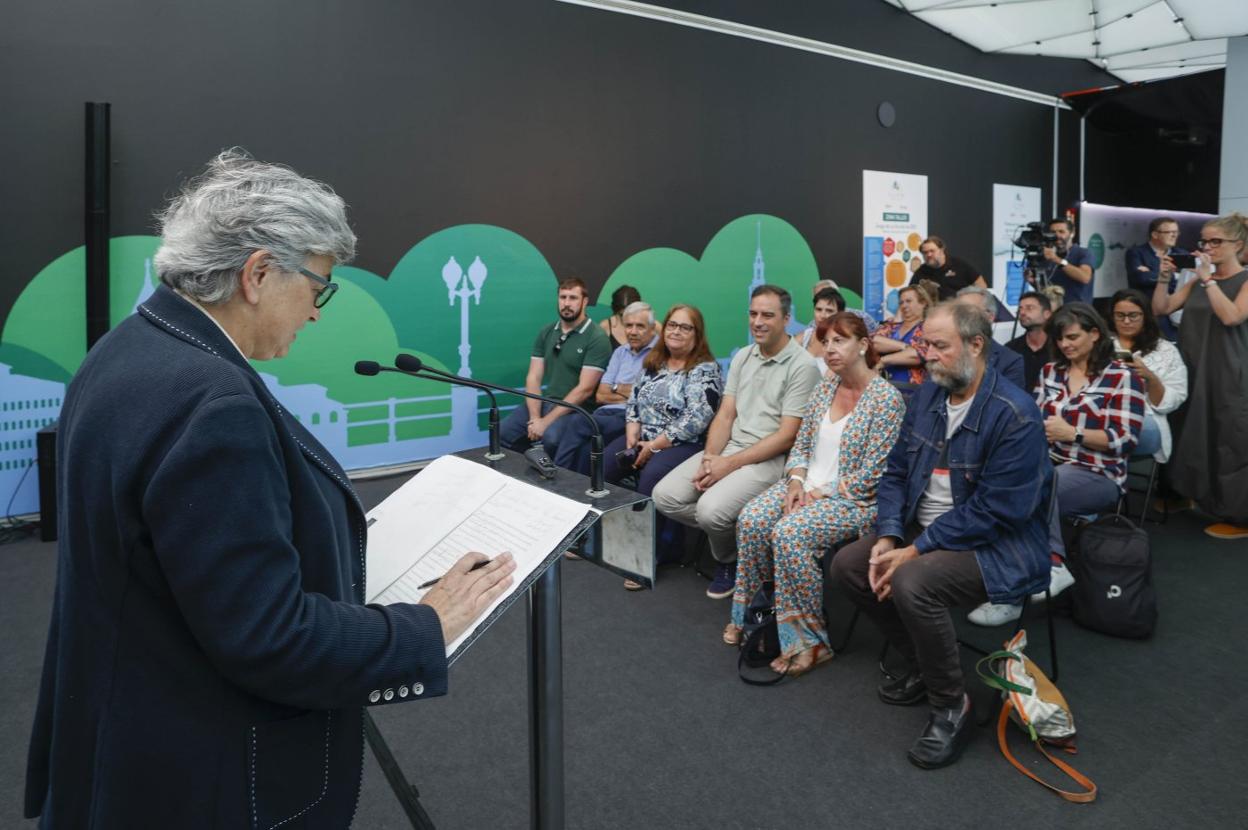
652,285,822,598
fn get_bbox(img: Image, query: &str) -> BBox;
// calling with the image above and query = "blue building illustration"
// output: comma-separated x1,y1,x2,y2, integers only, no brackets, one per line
0,363,65,517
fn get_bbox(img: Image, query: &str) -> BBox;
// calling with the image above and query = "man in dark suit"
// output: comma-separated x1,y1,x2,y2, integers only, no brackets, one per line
1125,216,1185,338
25,151,515,828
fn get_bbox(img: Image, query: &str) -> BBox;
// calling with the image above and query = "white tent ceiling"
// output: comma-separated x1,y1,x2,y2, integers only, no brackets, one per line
883,0,1248,84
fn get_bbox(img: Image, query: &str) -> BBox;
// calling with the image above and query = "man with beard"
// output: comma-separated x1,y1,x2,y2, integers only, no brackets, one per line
910,236,986,301
1035,218,1095,305
1005,291,1055,392
954,286,1026,391
828,302,1051,770
500,277,612,467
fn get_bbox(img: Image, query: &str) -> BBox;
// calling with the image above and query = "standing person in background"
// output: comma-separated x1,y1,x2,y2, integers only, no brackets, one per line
652,285,821,600
1152,213,1248,539
500,277,612,469
1126,217,1185,339
1108,290,1187,463
1038,218,1095,305
910,236,986,301
600,284,642,349
1006,291,1055,393
874,284,932,385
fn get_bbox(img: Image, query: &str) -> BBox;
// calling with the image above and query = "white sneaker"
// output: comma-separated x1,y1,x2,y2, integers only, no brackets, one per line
967,602,1022,627
1031,562,1075,603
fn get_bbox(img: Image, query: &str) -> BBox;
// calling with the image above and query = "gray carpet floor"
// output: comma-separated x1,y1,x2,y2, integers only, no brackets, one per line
3,474,1247,829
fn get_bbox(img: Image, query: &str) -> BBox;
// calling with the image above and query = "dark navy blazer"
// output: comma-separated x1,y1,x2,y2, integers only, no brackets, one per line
25,286,448,829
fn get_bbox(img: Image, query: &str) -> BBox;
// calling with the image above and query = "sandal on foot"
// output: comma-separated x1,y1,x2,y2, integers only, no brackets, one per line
623,578,644,591
722,624,742,646
772,645,834,678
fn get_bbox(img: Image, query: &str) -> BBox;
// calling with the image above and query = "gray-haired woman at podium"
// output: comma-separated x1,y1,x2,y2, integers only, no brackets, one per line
25,150,515,829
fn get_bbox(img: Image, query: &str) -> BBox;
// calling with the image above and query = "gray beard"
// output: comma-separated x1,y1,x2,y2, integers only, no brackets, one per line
929,351,976,394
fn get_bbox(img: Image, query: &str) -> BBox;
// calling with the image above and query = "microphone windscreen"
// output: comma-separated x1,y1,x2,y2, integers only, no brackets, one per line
394,353,424,373
354,360,381,376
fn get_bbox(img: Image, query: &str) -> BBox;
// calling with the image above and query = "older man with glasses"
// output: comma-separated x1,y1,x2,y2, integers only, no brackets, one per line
1126,216,1187,339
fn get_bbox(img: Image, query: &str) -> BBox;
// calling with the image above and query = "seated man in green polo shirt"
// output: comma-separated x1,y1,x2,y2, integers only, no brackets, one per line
500,276,613,469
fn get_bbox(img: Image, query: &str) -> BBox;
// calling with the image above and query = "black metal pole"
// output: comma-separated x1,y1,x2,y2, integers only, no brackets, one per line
363,711,437,829
487,405,503,460
527,561,564,830
84,102,111,349
587,433,607,498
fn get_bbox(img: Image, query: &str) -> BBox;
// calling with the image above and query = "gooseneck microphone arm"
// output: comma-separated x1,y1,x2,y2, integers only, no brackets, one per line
393,353,608,498
353,360,503,461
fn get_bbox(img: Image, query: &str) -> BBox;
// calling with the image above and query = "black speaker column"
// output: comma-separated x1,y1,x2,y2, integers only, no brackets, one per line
84,101,110,349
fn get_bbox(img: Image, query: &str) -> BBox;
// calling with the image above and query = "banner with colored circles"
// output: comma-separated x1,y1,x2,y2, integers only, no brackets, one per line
862,170,928,321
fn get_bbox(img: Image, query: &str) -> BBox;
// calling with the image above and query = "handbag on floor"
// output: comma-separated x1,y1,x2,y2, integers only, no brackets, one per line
977,630,1097,803
1069,514,1157,639
737,581,785,686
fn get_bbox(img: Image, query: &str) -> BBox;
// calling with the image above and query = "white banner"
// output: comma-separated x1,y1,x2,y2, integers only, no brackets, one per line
862,170,928,320
992,183,1041,310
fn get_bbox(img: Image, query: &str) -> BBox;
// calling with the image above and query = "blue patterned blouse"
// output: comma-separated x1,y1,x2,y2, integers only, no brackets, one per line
625,360,723,444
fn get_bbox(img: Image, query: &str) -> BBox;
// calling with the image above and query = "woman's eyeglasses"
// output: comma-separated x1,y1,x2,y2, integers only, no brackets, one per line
665,321,696,334
298,267,338,309
1112,311,1143,322
1196,238,1227,249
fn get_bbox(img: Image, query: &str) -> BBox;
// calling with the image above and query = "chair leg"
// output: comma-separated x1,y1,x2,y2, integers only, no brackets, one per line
1139,459,1159,526
1046,589,1059,682
830,607,860,654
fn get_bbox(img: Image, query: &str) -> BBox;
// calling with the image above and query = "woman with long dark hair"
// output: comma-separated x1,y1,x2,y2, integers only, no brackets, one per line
1108,289,1187,462
969,302,1145,626
1152,212,1248,539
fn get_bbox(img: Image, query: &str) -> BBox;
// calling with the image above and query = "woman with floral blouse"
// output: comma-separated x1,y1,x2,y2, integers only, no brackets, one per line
608,304,722,586
724,312,905,676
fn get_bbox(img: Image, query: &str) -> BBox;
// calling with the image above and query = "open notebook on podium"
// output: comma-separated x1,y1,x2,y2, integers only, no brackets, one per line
364,454,596,661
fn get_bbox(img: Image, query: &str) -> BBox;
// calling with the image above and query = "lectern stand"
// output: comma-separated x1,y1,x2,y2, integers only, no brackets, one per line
367,447,654,830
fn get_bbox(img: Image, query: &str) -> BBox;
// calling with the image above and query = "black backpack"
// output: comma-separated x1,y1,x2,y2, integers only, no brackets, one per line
1068,514,1157,639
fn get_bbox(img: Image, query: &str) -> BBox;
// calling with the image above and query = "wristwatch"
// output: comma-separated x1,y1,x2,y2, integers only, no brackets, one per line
611,383,619,393
1059,258,1070,268
1073,428,1085,446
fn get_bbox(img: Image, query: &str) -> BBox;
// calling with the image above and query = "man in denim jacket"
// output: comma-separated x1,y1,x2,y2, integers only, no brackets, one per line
830,302,1051,770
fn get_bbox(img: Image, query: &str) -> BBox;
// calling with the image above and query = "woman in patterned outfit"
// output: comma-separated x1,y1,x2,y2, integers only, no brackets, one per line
725,312,905,676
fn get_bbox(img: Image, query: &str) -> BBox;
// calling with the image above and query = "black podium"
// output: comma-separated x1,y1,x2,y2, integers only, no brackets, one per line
366,446,654,830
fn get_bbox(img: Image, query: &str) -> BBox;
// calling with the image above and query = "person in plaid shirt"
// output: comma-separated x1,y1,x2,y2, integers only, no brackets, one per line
968,302,1144,627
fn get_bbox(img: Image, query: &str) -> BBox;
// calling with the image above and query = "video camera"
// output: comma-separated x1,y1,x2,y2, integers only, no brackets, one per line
1012,221,1058,269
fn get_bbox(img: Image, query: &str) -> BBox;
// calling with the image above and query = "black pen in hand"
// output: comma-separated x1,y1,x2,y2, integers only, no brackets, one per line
417,557,493,591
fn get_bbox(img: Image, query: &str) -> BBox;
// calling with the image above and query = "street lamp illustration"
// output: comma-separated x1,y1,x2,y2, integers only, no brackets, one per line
441,255,488,378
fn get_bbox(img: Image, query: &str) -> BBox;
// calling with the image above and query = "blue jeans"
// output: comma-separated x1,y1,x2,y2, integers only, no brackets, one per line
1048,463,1121,559
499,402,582,470
1135,416,1162,459
561,408,629,475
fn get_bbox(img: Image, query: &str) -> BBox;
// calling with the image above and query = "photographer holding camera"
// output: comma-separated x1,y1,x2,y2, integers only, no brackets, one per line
1037,218,1095,305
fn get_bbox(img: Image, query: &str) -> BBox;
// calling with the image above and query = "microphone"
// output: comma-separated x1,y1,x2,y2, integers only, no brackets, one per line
394,353,608,498
353,360,504,461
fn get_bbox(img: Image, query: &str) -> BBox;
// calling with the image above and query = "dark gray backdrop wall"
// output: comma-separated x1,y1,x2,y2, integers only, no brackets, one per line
1,0,1117,322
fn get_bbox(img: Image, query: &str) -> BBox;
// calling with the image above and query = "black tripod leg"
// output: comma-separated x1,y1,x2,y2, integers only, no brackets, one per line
364,709,438,830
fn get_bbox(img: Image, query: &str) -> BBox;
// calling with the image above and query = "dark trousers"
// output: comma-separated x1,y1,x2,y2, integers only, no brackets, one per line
830,533,987,708
562,408,629,475
499,402,582,470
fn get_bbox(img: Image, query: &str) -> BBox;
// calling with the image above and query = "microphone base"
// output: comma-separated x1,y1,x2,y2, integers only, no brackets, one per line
585,487,610,499
483,451,506,461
